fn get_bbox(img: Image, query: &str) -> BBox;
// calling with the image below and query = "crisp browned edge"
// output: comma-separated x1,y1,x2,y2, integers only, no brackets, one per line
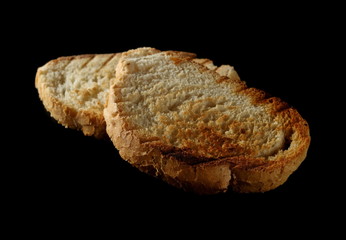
35,54,113,138
105,49,311,194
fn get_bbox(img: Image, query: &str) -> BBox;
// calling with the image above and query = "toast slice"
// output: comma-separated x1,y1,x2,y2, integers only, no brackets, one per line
104,48,310,194
35,48,227,138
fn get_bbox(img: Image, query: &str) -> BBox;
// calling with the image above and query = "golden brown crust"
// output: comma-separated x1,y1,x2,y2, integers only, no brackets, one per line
35,54,108,138
104,49,311,194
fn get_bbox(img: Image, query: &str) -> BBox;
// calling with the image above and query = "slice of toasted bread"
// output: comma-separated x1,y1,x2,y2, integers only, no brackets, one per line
104,48,310,194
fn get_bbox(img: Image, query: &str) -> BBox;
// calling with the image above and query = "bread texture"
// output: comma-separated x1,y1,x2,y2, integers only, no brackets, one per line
35,53,120,137
35,48,202,138
104,48,310,194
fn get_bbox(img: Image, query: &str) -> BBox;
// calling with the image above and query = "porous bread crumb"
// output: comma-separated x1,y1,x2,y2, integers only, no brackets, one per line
39,54,121,111
115,53,285,159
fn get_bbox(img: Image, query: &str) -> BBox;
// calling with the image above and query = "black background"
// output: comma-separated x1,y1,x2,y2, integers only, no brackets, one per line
5,3,342,235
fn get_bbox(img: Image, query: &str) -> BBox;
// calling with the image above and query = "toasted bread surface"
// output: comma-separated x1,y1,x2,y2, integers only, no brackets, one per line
104,48,310,194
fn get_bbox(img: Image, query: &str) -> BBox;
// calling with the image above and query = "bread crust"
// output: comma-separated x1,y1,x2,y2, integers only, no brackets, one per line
35,54,112,138
104,49,311,194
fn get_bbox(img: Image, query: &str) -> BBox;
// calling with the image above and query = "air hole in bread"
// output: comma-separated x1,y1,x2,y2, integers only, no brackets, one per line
283,129,293,151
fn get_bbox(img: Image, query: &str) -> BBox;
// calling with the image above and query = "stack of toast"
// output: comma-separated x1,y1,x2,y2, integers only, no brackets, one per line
35,47,310,194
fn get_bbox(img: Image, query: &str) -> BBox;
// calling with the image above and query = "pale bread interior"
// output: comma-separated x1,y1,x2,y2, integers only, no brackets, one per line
114,52,287,160
38,54,122,112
